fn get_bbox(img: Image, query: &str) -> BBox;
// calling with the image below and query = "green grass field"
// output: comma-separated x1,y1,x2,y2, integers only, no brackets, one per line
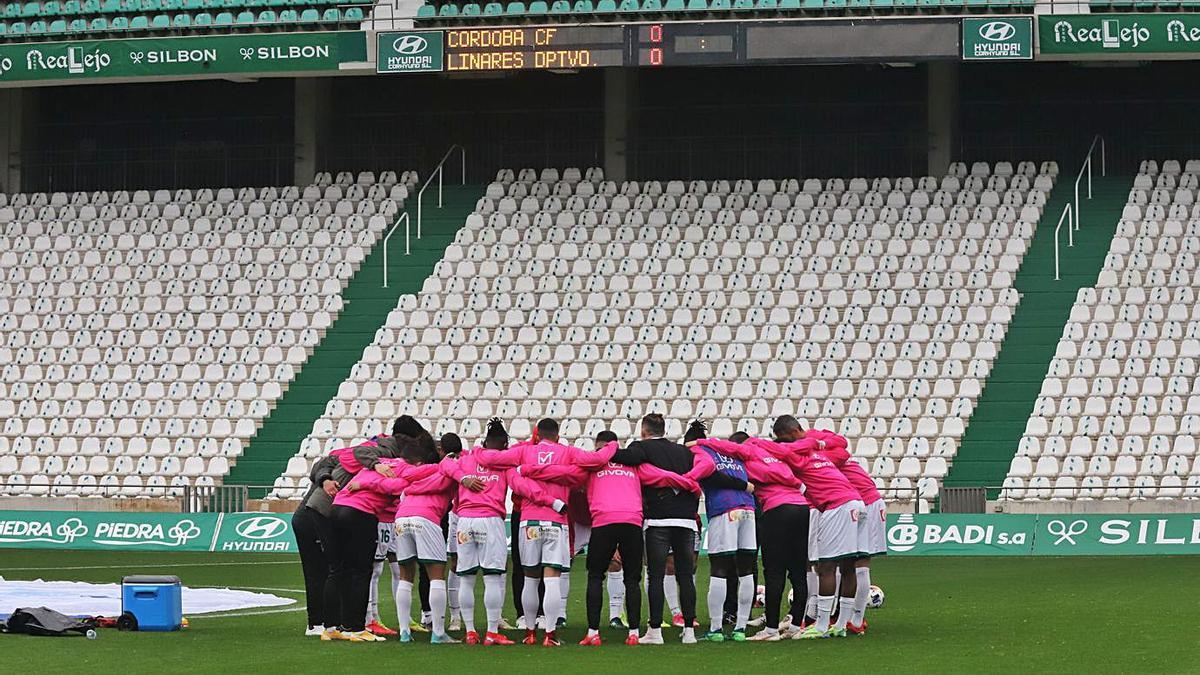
0,551,1195,673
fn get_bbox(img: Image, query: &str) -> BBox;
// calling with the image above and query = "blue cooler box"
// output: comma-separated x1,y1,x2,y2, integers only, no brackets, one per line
122,575,183,631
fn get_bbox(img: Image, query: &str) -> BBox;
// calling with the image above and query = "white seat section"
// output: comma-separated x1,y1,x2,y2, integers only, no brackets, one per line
0,171,416,497
272,163,1053,500
1004,158,1200,501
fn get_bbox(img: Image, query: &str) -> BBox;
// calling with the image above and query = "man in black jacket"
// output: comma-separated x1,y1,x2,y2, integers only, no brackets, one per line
610,414,700,644
292,453,341,636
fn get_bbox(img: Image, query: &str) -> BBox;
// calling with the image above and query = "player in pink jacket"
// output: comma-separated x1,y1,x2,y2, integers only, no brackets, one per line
749,416,868,639
326,458,439,643
437,419,561,646
813,430,885,635
517,438,700,646
693,433,810,640
475,418,589,647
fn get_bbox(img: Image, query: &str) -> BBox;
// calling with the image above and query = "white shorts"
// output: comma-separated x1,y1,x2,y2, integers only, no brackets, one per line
865,500,888,556
375,520,398,561
571,521,591,557
394,515,448,564
446,511,460,555
816,500,867,562
454,516,508,574
706,508,757,556
517,520,571,571
808,508,820,563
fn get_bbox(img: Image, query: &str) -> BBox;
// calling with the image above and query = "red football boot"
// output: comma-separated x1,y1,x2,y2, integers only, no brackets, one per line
522,629,538,645
579,634,601,646
484,631,515,645
464,631,480,645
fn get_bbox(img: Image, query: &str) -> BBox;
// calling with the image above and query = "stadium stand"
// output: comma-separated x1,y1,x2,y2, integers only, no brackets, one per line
0,0,372,40
0,170,414,498
1003,159,1200,502
412,0,1040,22
270,161,1057,510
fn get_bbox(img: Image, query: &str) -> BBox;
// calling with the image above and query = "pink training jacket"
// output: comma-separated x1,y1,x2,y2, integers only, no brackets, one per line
818,444,883,506
746,438,861,512
695,438,808,512
440,448,510,519
519,444,701,528
476,439,596,525
395,468,456,525
332,459,439,522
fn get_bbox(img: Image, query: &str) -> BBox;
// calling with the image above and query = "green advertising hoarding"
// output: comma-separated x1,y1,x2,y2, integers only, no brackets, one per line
886,513,1036,555
376,31,444,73
0,31,365,83
962,17,1034,61
1031,514,1200,555
1040,14,1200,55
0,511,297,552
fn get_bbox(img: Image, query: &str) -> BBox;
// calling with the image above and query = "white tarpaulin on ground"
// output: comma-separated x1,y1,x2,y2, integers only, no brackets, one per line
0,578,295,617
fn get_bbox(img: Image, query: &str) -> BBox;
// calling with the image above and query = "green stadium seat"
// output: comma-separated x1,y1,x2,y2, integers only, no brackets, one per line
0,21,7,34
19,2,37,17
708,0,730,9
42,1,61,16
616,0,635,10
755,0,777,8
278,8,296,20
255,9,275,21
825,0,846,7
46,18,65,32
99,0,120,11
483,1,503,12
849,0,870,7
67,17,87,29
298,6,316,20
87,15,105,29
504,1,525,14
319,7,337,20
108,13,127,27
548,0,569,12
732,0,753,9
27,18,45,32
213,9,231,22
663,0,683,10
2,3,18,17
571,0,594,11
148,12,169,26
82,0,100,11
193,9,212,22
415,3,434,15
62,0,81,14
129,13,150,27
181,0,202,9
7,18,23,31
641,0,662,10
526,0,547,11
161,0,181,10
684,0,704,9
779,0,800,7
268,0,288,7
171,11,189,24
437,2,457,14
460,2,480,14
234,8,253,21
342,5,362,18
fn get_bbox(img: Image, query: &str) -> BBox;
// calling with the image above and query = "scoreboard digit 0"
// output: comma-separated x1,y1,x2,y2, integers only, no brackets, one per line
635,23,738,67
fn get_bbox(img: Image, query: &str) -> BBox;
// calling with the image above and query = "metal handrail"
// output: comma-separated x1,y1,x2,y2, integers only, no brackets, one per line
1073,134,1106,233
1053,203,1073,282
381,212,410,289
415,144,466,243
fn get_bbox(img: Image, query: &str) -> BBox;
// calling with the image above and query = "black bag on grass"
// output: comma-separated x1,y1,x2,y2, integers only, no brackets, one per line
3,607,96,636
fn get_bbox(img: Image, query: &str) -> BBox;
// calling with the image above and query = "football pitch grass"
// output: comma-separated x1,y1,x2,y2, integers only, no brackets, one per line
0,550,1195,673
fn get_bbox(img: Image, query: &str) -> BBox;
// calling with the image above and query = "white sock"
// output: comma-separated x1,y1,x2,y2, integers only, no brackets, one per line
665,574,681,616
558,571,570,624
483,574,504,634
815,595,835,632
852,568,870,625
643,626,662,640
389,562,401,622
458,574,477,633
521,577,540,629
366,560,383,624
587,628,599,638
607,570,625,620
835,596,855,630
706,576,727,632
429,579,447,636
543,576,563,633
736,574,754,630
395,579,414,629
448,572,461,620
805,570,819,619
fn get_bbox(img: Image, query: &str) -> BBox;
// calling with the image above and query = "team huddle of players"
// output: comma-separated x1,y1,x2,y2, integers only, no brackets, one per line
291,412,886,646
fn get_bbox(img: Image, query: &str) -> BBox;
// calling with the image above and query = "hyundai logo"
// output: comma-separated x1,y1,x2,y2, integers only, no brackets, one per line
235,516,288,540
393,35,429,55
978,21,1016,41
